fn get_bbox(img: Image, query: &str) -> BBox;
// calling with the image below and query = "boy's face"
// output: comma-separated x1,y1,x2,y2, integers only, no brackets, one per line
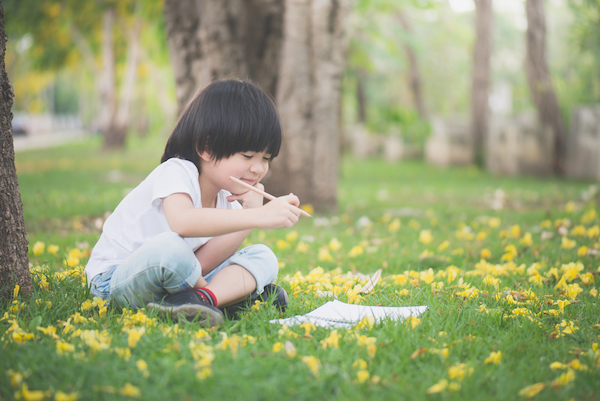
199,150,271,194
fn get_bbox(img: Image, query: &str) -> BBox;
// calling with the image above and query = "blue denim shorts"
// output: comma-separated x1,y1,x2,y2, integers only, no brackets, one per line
90,231,278,309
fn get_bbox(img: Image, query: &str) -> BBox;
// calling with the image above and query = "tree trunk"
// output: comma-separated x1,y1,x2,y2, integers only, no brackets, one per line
98,6,123,149
470,0,493,166
268,0,351,211
164,0,284,114
356,68,367,123
398,10,427,120
164,0,351,211
525,0,566,175
112,14,143,146
0,0,32,301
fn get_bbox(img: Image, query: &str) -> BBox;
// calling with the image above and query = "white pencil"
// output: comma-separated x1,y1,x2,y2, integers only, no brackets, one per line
229,176,312,218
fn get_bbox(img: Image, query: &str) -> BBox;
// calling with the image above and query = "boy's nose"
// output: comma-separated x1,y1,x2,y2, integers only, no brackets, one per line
249,161,264,174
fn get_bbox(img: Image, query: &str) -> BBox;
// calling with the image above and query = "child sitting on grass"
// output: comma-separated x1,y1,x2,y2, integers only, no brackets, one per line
85,78,303,327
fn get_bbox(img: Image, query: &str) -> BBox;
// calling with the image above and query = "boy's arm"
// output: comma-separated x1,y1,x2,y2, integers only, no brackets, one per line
162,192,300,238
193,229,251,275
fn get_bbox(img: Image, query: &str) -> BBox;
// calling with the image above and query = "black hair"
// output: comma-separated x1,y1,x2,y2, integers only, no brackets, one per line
161,78,282,171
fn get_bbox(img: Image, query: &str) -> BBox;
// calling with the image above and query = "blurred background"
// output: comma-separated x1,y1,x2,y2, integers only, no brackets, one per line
5,0,600,209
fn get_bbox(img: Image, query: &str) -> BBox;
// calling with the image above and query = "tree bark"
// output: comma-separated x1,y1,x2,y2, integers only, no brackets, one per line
525,0,566,175
267,0,351,211
398,10,427,120
0,0,32,301
470,0,493,166
164,0,351,211
164,0,284,114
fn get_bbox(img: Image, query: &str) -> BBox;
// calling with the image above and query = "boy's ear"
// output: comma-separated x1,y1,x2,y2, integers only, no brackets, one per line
197,148,213,162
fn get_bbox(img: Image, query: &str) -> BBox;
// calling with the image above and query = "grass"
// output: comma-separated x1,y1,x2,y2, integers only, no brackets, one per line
2,136,600,401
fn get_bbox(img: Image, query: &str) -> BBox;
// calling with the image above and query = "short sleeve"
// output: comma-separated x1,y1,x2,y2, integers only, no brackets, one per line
151,161,199,211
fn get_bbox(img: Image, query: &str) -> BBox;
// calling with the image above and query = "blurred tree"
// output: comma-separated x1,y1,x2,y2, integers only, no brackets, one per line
0,0,31,301
470,0,492,166
4,0,160,149
568,0,600,103
164,0,352,211
525,0,567,175
398,10,427,119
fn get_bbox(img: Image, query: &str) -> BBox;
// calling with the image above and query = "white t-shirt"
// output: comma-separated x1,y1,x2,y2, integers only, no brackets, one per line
84,158,243,284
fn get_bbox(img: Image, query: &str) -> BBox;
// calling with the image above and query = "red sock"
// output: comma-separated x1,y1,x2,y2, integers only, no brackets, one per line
195,288,218,307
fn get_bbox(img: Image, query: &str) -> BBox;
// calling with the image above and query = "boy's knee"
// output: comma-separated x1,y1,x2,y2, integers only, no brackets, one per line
247,244,279,281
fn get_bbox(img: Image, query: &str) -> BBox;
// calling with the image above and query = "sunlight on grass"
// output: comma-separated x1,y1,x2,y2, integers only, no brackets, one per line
3,141,600,400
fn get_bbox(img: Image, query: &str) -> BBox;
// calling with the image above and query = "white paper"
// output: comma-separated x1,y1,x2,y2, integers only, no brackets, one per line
270,300,428,329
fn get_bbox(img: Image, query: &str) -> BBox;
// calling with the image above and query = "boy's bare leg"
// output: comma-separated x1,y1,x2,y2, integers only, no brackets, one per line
194,264,257,307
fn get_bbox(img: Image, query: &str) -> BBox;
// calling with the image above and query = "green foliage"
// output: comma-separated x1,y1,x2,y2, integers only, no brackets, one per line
3,140,600,400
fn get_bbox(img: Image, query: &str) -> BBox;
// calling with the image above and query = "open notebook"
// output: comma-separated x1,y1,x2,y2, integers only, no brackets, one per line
270,300,428,329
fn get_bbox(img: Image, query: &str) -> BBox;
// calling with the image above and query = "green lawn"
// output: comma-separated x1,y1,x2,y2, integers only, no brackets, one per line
2,137,599,401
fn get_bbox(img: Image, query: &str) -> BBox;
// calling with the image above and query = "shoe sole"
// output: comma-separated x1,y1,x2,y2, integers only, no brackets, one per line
147,302,224,327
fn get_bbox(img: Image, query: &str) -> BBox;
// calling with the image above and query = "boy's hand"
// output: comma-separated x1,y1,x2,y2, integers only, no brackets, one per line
226,183,266,209
256,194,301,229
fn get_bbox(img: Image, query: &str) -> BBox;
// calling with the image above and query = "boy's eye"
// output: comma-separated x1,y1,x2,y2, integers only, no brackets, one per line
242,154,253,159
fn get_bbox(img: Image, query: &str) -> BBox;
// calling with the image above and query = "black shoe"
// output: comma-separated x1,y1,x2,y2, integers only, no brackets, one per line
147,290,224,327
223,284,289,317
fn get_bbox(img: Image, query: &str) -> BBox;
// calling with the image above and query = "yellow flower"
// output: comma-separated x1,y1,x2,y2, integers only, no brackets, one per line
318,248,334,262
476,231,487,241
32,241,45,256
352,359,368,370
7,369,23,388
552,368,576,387
285,231,298,242
355,316,375,330
299,322,316,337
484,351,502,365
448,363,472,381
540,220,552,229
119,383,141,398
301,355,320,376
13,284,20,298
320,330,341,349
561,237,576,250
348,246,364,258
556,300,570,314
47,244,60,255
489,217,501,228
518,383,545,398
405,316,421,329
16,383,46,401
356,370,370,384
572,225,587,236
437,240,450,251
55,391,79,401
480,249,492,259
296,242,310,253
388,218,401,233
519,232,533,246
565,201,576,213
300,204,314,216
577,246,588,257
426,379,448,394
328,238,343,252
272,342,283,352
196,367,212,380
36,325,58,339
276,240,289,249
56,340,75,354
127,327,146,348
419,230,433,244
511,225,521,238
